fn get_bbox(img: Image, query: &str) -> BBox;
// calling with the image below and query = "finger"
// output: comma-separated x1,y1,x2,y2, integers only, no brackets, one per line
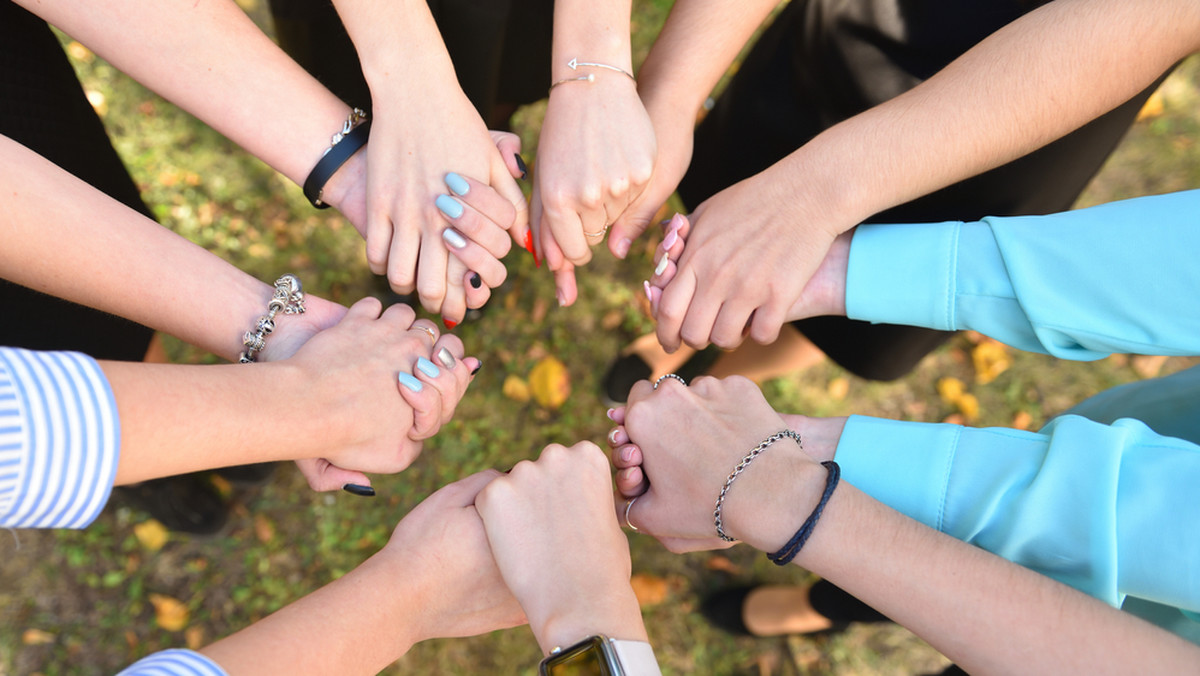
439,468,506,507
427,335,471,425
415,230,450,314
607,197,658,261
606,426,630,449
649,251,678,288
553,263,578,307
710,302,755,350
606,406,626,425
656,265,699,353
344,295,386,322
383,210,421,295
440,175,516,255
402,357,448,440
364,207,395,278
749,297,789,346
488,131,527,180
545,204,593,267
441,256,469,327
404,317,440,348
295,458,372,493
616,466,647,499
463,270,493,309
611,442,641,470
487,151,532,249
443,228,508,288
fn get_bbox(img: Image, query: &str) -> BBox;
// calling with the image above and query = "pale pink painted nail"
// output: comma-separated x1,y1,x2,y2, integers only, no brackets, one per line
607,408,617,421
643,280,653,303
662,227,679,250
668,212,686,233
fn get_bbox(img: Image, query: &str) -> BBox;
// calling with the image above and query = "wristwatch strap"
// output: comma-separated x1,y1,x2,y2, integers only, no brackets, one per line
610,639,662,676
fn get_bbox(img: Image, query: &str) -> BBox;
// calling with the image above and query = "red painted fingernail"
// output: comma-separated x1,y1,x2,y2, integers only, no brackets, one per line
524,230,541,268
443,319,458,330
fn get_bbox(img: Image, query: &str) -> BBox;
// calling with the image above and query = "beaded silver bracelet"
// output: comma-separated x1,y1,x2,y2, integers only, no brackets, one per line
238,274,306,363
714,429,802,542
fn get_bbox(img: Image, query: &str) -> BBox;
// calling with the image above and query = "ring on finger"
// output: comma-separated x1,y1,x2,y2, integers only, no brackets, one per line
624,496,641,532
654,373,688,390
410,324,437,342
583,224,609,239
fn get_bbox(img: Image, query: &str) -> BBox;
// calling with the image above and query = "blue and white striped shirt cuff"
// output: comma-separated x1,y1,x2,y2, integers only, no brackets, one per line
116,648,227,675
0,347,120,529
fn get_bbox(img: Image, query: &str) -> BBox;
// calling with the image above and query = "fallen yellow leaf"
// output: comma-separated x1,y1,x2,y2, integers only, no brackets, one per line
133,520,169,552
254,513,275,544
826,377,849,401
972,339,1010,385
936,377,964,404
629,573,669,607
703,555,742,575
528,356,571,410
956,393,980,423
502,374,531,403
185,626,205,651
22,628,55,645
148,593,189,632
1012,410,1033,430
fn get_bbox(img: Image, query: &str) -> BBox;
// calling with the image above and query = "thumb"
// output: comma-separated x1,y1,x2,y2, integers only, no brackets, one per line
295,458,372,493
343,296,384,322
607,197,660,260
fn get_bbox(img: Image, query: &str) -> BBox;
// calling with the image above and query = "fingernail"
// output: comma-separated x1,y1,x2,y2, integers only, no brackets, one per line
621,446,634,463
442,228,467,249
615,237,632,259
608,428,621,445
662,228,678,250
445,172,470,196
643,280,653,303
435,194,464,220
607,408,616,421
443,318,458,330
436,347,457,369
654,253,669,276
556,289,566,307
524,230,541,268
342,483,376,497
398,372,424,392
470,360,483,376
668,212,686,233
416,357,441,378
469,272,482,289
514,153,529,180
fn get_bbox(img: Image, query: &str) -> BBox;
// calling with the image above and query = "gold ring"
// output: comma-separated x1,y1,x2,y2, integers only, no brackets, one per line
583,225,609,239
411,324,437,341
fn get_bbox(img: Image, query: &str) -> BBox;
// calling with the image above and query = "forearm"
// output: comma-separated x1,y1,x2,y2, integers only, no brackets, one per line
331,0,458,91
0,135,339,361
552,0,634,76
778,481,1200,674
774,0,1200,228
201,551,420,674
17,0,351,188
637,0,778,114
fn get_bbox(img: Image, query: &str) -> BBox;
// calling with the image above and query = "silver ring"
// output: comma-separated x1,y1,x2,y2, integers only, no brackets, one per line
624,496,640,532
653,373,687,390
583,224,609,239
410,324,437,342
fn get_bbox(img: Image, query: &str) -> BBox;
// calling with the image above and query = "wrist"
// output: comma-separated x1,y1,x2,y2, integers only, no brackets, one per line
534,588,646,656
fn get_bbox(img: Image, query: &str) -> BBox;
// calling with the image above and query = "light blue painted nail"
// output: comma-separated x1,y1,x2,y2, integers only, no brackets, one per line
398,372,424,393
436,194,464,220
416,357,441,378
445,172,470,196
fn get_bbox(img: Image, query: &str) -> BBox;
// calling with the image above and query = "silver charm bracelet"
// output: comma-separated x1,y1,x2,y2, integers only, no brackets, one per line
239,274,306,363
714,429,803,542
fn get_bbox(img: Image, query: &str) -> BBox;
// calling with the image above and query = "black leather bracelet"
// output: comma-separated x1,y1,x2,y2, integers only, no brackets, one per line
302,119,371,209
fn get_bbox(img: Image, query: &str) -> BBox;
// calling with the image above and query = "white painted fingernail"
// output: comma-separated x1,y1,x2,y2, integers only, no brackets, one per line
654,253,670,276
442,228,467,249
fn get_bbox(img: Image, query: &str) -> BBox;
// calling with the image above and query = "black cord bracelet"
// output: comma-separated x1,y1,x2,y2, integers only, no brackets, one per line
302,119,371,209
767,461,840,566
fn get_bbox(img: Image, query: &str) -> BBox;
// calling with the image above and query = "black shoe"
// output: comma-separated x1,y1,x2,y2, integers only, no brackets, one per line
116,474,229,536
700,585,756,636
600,344,722,405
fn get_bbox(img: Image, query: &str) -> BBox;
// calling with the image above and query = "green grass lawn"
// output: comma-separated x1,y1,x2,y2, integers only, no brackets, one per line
2,4,1199,675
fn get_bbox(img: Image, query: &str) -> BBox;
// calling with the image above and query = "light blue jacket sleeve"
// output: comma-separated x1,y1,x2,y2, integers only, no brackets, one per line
845,190,1200,360
0,347,120,529
834,411,1200,616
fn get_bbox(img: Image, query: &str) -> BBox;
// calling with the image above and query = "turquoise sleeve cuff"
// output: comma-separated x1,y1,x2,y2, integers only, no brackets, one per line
845,222,962,331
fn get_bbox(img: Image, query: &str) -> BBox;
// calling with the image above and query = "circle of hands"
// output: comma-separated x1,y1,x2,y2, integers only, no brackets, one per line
271,81,855,641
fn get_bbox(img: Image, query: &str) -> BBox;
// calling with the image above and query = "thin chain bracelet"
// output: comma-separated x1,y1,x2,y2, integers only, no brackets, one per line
714,429,802,542
238,274,306,364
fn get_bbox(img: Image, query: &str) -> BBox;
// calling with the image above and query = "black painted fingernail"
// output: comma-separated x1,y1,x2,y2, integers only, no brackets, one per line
514,153,528,180
342,483,376,497
469,272,482,289
470,361,483,376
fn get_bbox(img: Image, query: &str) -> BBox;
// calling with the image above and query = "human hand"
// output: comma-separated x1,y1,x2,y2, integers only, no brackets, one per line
275,297,481,491
605,375,823,553
649,170,844,352
475,442,647,654
532,76,655,306
374,469,526,642
645,214,851,338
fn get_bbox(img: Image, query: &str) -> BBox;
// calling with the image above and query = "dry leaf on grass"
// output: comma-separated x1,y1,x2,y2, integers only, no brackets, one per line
133,520,169,552
529,356,571,409
630,573,669,607
149,593,189,632
502,374,531,403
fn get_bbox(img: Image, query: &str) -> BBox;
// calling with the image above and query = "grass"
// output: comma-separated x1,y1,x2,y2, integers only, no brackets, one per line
2,4,1199,675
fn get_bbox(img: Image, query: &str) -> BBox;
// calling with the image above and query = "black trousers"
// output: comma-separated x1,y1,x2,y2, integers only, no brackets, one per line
0,1,155,361
677,0,1161,380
